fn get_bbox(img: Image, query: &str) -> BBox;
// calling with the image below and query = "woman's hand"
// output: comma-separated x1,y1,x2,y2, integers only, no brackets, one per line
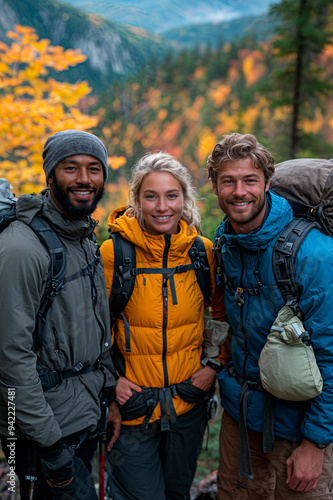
191,366,216,391
115,376,142,405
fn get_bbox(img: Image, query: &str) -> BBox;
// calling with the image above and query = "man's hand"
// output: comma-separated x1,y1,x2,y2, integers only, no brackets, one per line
286,438,324,492
39,440,75,487
115,376,142,405
191,366,216,391
106,401,122,451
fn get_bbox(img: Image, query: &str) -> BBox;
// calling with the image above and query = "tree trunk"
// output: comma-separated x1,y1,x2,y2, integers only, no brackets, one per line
290,0,307,159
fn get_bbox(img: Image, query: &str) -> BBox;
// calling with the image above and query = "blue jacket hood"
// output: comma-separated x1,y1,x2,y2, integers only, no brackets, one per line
215,191,293,251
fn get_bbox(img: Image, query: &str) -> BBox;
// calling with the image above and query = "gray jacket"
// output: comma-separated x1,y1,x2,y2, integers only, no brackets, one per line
0,191,116,446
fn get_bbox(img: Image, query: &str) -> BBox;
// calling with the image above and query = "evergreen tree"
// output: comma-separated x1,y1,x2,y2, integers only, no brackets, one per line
268,0,333,158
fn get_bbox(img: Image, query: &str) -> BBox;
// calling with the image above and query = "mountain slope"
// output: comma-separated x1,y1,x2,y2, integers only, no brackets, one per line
60,0,278,33
162,15,274,49
0,0,164,89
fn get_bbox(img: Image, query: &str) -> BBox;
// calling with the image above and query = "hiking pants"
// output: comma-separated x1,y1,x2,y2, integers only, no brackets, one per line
217,411,333,499
108,402,207,500
0,432,99,500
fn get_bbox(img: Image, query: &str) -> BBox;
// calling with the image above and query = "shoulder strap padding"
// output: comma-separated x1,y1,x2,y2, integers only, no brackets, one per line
273,217,318,307
189,236,211,304
24,215,67,350
109,232,136,318
29,215,67,282
0,204,17,231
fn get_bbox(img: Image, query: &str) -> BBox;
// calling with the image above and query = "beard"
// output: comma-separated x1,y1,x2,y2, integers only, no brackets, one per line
227,195,267,226
51,174,104,220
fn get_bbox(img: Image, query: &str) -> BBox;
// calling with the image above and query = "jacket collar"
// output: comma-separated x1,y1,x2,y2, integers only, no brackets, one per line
16,190,96,241
107,206,199,258
215,191,293,251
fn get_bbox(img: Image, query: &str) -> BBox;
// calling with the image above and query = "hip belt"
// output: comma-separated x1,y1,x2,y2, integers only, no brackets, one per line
38,360,101,391
118,378,215,431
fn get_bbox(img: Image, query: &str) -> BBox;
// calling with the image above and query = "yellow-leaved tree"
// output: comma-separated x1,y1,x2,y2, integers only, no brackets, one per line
0,25,98,194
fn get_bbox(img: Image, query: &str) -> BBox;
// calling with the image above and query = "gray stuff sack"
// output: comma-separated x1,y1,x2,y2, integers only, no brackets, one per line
0,178,17,210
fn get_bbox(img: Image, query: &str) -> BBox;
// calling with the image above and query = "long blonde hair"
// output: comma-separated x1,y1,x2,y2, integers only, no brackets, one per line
128,151,202,234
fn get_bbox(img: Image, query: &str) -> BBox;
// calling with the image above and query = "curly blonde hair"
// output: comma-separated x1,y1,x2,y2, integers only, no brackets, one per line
128,151,202,234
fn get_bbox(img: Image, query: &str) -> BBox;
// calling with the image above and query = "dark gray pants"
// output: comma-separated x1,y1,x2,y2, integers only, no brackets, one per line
108,403,207,500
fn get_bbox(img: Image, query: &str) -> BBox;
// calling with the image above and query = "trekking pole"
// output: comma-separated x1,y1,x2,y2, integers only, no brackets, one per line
98,397,109,500
25,451,38,500
28,480,36,500
205,395,219,451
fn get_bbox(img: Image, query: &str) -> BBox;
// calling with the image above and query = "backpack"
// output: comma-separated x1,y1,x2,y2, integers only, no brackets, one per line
108,230,211,352
0,179,67,342
0,179,99,386
270,158,333,311
257,159,332,402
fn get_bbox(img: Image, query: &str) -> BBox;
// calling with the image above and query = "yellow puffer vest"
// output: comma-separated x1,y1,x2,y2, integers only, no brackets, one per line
100,207,224,425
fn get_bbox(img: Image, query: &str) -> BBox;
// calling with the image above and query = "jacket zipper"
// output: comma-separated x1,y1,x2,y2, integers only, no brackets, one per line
239,250,249,376
81,238,106,349
162,234,171,387
52,325,60,352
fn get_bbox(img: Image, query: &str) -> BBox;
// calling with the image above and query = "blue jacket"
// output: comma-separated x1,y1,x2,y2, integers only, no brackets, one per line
216,191,333,445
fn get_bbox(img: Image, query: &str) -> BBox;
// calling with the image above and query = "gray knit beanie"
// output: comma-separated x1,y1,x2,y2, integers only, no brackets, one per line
43,130,108,181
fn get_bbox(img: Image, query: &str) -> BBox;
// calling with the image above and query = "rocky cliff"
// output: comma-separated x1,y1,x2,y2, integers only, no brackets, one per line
0,0,164,89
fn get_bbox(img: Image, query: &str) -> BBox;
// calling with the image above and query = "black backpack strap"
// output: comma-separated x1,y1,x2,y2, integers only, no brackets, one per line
125,237,211,305
28,216,66,350
109,232,136,319
109,234,211,352
29,216,67,325
29,216,66,284
38,359,101,391
213,236,261,306
124,263,197,306
213,236,229,288
273,217,318,310
110,233,212,316
189,236,211,304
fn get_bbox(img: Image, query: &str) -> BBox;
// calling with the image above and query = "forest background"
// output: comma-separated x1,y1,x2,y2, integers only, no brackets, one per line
0,0,333,495
0,0,332,244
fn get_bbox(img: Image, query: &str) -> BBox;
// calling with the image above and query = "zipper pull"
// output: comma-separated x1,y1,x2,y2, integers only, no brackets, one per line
235,287,245,306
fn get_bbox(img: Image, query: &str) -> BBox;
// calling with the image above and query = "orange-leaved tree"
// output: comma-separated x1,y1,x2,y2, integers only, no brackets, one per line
0,25,98,194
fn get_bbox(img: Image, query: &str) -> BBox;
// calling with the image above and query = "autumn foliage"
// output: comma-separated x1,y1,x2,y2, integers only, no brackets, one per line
1,21,333,241
93,34,333,239
0,25,98,193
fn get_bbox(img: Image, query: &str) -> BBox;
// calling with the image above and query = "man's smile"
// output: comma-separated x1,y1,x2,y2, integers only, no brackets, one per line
230,201,251,206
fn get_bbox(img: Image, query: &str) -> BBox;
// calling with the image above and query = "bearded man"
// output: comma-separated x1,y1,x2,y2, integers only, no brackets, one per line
0,130,120,500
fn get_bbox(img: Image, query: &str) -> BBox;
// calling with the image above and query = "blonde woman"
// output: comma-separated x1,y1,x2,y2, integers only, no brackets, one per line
101,152,228,500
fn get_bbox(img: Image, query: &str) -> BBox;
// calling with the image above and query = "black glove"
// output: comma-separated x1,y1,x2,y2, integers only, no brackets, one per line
39,440,75,487
101,385,117,406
